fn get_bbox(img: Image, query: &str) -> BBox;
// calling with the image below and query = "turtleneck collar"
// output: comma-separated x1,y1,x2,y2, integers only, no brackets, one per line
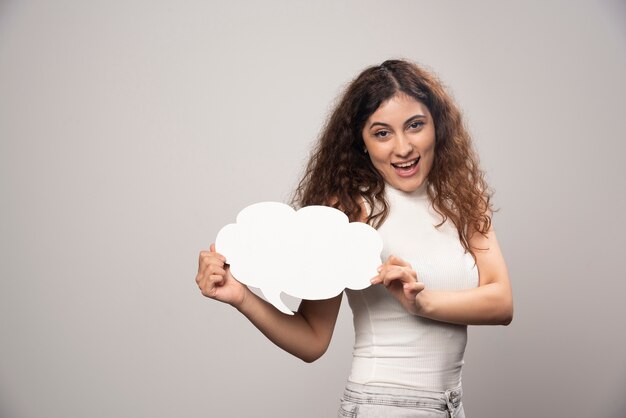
384,180,429,199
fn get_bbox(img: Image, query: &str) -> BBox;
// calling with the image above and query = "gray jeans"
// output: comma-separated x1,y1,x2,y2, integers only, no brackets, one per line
338,382,465,418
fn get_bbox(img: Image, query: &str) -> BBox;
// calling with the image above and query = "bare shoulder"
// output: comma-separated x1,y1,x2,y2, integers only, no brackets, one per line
469,222,510,287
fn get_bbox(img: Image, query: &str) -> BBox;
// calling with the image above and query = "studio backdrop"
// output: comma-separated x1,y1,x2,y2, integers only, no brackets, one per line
1,1,625,417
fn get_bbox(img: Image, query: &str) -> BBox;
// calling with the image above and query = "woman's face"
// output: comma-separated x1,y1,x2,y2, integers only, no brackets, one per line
362,93,436,192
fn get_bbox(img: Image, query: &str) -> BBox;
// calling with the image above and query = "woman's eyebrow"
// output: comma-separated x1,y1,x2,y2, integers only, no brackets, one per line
368,114,426,129
368,121,390,129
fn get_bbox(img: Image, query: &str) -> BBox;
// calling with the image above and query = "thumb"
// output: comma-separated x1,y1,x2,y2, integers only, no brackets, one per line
403,281,425,299
210,243,216,252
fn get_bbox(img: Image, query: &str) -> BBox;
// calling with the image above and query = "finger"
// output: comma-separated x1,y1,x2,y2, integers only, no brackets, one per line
371,262,396,286
200,248,226,262
207,264,226,277
386,254,411,268
199,250,221,259
197,262,225,290
370,262,387,284
200,279,216,297
197,269,210,288
375,255,409,277
199,251,208,269
210,243,228,262
197,272,209,292
200,274,224,297
382,267,415,287
208,274,225,287
371,268,382,284
199,251,223,270
402,281,425,299
199,254,226,271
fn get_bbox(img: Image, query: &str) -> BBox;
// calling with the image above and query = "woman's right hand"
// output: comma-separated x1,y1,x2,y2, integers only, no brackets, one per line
196,245,342,363
196,243,248,308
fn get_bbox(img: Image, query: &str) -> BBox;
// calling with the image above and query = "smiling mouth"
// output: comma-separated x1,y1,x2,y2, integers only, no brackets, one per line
391,157,420,169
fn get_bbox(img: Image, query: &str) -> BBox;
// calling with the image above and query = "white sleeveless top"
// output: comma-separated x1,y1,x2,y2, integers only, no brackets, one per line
345,182,479,391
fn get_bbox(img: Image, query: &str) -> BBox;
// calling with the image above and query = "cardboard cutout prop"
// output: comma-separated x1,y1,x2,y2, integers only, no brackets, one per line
215,202,383,314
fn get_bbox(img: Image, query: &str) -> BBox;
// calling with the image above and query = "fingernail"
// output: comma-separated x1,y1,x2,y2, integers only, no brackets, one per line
377,266,382,272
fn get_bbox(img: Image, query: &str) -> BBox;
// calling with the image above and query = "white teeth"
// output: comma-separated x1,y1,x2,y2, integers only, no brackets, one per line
393,158,419,168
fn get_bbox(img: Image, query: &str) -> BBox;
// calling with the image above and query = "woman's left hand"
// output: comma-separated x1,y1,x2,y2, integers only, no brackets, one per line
370,255,425,315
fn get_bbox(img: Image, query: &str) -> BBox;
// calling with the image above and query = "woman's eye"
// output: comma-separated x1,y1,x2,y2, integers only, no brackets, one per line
374,130,390,138
409,121,425,129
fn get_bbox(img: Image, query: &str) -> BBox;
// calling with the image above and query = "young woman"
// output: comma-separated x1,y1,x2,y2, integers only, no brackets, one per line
196,59,513,417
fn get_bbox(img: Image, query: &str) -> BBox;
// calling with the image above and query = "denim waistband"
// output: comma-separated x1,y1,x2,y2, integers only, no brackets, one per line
343,381,463,415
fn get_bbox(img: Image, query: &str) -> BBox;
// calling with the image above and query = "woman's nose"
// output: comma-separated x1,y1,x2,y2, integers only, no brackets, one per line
393,135,413,157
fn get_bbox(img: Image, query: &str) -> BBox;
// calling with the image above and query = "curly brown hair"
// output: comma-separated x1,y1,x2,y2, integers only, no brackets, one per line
292,59,493,259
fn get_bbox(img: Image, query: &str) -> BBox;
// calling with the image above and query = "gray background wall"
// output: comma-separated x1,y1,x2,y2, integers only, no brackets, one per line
1,1,625,417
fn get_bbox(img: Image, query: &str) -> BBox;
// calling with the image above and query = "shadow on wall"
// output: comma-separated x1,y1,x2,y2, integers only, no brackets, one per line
603,0,626,40
0,1,17,24
607,377,626,418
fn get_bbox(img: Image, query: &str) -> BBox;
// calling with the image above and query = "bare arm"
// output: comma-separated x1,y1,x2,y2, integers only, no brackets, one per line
372,227,513,326
414,227,513,325
196,244,342,362
236,290,342,362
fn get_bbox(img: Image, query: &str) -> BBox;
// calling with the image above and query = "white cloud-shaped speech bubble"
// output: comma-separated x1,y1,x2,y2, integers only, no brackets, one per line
215,202,383,315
